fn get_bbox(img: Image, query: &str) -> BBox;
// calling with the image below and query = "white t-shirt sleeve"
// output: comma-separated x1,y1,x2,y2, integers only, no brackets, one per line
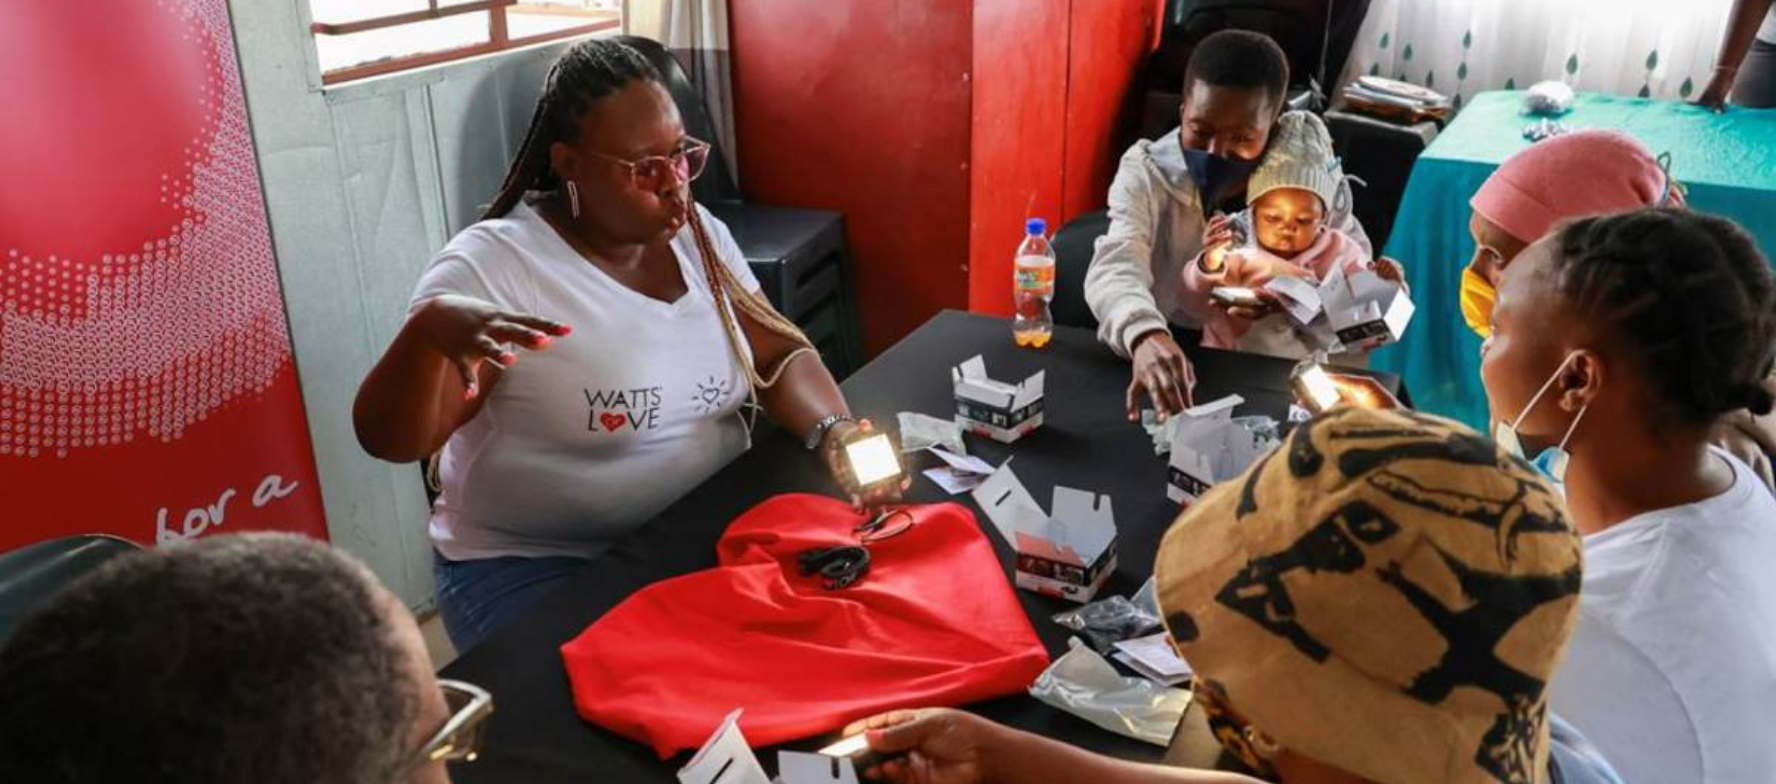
1552,619,1704,784
696,207,762,296
408,223,541,317
410,253,497,312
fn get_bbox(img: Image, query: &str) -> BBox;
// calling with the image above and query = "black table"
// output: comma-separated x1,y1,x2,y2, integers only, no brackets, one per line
440,311,1402,783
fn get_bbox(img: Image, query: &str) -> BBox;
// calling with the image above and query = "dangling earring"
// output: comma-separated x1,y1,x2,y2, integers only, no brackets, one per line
1243,726,1281,761
566,180,581,219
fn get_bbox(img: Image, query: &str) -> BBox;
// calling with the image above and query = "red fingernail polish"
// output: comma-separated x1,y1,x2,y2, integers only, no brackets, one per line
464,386,477,401
534,336,552,348
500,351,517,365
557,325,573,335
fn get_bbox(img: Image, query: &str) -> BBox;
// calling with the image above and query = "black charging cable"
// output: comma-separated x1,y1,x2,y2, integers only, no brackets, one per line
797,545,871,590
795,508,917,591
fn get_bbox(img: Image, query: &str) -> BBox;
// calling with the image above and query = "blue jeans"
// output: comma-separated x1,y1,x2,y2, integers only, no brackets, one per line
433,551,589,654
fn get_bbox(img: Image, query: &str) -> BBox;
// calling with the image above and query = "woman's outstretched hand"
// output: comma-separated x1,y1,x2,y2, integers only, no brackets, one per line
412,294,571,400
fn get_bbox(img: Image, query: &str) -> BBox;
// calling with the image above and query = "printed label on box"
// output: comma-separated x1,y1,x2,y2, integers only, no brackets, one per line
974,461,1118,603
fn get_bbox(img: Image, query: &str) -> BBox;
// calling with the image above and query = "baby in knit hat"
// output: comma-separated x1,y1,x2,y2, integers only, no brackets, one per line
1181,111,1389,359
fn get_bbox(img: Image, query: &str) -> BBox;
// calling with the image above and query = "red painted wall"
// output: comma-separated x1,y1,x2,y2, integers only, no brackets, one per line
966,0,1069,316
730,1,973,356
732,0,1158,345
969,0,1161,316
1063,0,1161,220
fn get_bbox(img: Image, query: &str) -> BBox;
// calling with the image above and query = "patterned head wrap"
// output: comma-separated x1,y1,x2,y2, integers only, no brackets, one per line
1156,407,1583,784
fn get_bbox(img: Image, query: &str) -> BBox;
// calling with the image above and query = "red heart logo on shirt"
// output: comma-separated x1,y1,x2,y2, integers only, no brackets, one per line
599,412,629,432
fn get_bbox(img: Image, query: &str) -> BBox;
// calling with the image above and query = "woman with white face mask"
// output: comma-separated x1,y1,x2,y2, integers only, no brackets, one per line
1480,208,1776,784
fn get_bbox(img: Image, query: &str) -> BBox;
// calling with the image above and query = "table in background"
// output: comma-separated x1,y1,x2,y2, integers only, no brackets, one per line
439,311,1401,783
1375,90,1776,431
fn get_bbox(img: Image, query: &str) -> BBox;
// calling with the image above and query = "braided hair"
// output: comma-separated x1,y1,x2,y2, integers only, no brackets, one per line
484,39,659,221
1549,208,1776,426
485,39,813,390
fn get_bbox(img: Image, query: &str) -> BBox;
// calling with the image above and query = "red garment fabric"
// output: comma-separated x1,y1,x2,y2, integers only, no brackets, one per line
561,495,1051,758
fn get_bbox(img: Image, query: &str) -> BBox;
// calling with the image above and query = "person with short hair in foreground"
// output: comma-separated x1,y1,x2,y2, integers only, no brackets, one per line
0,533,487,784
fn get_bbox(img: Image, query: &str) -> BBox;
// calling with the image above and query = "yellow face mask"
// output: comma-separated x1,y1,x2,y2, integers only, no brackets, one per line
1460,265,1496,338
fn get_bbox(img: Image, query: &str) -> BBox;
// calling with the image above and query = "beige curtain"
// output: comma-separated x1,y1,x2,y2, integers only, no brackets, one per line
625,0,737,179
1339,0,1735,108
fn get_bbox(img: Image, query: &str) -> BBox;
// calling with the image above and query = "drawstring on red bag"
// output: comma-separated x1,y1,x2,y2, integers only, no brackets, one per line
794,508,916,590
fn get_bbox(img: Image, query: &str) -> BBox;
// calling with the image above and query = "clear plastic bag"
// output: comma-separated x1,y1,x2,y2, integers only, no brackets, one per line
1132,576,1160,618
1522,80,1576,116
1522,118,1572,142
1148,411,1280,460
897,412,967,455
1231,414,1281,449
1141,409,1174,456
1028,637,1193,747
1227,209,1255,249
1052,595,1162,653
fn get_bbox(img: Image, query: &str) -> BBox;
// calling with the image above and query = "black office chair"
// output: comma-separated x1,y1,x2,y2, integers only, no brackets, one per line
1323,111,1439,251
1052,209,1108,329
0,534,141,647
619,36,867,378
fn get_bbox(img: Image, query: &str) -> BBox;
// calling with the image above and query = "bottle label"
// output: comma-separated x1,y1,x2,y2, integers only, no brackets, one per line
1014,256,1055,294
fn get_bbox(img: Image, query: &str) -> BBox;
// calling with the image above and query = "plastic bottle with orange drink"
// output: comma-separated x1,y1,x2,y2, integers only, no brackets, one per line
1012,218,1055,348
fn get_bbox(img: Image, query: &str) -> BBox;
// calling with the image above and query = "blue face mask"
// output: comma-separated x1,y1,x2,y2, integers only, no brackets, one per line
1529,450,1570,497
1180,147,1262,207
1494,352,1593,489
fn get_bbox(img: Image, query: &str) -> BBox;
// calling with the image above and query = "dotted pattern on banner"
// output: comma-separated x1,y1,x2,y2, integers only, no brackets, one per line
0,0,294,460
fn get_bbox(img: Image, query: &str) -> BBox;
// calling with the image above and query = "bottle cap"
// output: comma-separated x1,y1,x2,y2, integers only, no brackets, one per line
1025,218,1047,236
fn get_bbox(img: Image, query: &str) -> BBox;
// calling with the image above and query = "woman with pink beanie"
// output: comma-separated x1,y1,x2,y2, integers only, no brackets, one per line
1461,129,1684,329
1460,129,1775,492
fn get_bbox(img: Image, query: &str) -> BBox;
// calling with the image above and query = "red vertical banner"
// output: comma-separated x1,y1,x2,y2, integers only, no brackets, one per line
0,0,328,550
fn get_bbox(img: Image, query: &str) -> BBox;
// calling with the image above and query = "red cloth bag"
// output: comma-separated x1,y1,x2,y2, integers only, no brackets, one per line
561,495,1051,758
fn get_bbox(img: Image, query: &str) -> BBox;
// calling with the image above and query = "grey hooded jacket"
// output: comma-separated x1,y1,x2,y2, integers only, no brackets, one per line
1083,127,1371,357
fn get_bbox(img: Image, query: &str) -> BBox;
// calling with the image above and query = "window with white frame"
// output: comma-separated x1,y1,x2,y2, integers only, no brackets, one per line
308,0,622,86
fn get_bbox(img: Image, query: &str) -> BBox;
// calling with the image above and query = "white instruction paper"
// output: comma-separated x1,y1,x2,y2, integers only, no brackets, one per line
922,447,997,495
923,467,988,495
1264,274,1323,325
1113,633,1192,686
928,447,995,476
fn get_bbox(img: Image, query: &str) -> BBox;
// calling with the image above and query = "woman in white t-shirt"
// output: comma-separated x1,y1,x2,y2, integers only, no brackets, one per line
354,40,892,651
1481,208,1776,784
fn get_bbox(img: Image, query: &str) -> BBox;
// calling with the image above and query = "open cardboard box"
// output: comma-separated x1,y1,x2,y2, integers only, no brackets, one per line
973,461,1117,603
1166,395,1271,505
679,710,861,784
952,355,1045,443
1320,265,1414,351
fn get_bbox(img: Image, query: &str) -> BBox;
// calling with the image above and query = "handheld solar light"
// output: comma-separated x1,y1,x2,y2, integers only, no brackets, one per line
1210,286,1263,308
817,733,904,773
1292,363,1343,415
845,433,903,488
818,735,870,758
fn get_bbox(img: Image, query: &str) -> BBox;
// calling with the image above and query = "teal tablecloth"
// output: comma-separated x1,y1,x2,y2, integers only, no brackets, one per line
1374,90,1776,431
